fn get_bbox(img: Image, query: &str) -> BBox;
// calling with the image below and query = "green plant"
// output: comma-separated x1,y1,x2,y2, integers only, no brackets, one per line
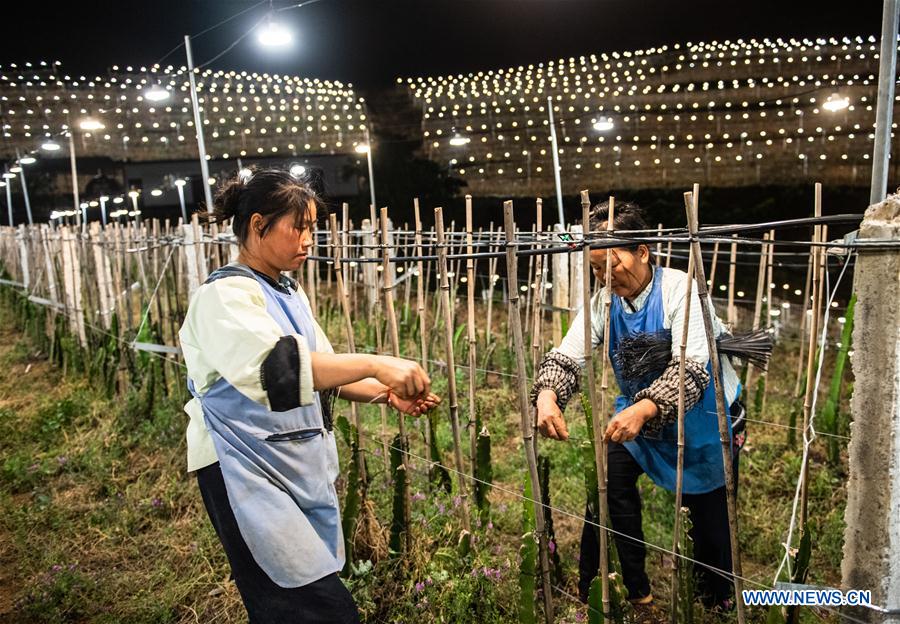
821,294,855,464
518,475,537,624
474,425,493,525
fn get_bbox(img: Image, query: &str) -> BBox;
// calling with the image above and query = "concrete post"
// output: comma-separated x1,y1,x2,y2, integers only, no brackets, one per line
842,194,900,622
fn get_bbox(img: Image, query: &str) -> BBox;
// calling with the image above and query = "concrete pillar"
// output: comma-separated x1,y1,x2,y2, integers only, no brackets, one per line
842,194,900,622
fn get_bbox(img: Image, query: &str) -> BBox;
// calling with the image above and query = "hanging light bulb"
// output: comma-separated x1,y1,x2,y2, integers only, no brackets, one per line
823,93,850,112
79,118,104,131
41,140,61,151
449,134,470,146
19,156,37,165
354,144,370,153
257,17,292,48
145,85,171,102
289,163,306,176
593,117,615,131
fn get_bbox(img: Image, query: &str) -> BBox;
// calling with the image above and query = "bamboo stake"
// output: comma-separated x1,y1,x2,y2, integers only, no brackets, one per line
760,230,775,414
665,239,673,269
799,184,824,529
435,207,472,533
306,224,318,318
727,235,738,327
656,223,663,268
503,200,554,624
464,196,478,476
708,241,720,294
583,190,611,624
684,185,746,624
329,214,365,483
531,199,545,372
671,192,697,624
792,252,814,397
366,206,389,466
485,223,498,345
380,206,411,552
413,200,430,462
745,232,770,398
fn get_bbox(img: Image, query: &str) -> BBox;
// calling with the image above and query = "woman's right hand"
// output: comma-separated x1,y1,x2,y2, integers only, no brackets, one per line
536,390,569,441
373,356,431,400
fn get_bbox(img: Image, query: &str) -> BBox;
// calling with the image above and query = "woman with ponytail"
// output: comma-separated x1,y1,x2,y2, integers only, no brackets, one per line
179,168,439,623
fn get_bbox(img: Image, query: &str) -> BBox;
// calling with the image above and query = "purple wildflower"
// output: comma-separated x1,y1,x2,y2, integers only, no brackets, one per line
411,491,426,502
453,495,461,508
51,564,62,572
414,581,426,593
575,611,586,622
151,497,163,508
57,456,68,466
548,540,556,554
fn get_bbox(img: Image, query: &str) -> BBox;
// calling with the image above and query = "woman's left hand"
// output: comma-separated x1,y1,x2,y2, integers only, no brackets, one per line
603,399,657,443
390,392,442,416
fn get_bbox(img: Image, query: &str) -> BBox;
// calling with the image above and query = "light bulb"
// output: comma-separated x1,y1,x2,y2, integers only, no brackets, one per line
79,118,104,131
41,141,61,152
144,85,170,102
257,20,292,47
823,94,849,112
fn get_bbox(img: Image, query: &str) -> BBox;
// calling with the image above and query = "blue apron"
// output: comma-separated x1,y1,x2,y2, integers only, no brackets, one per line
608,267,732,495
188,264,343,587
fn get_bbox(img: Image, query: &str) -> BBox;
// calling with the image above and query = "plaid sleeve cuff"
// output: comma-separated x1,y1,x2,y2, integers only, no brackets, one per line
530,351,581,411
636,358,710,436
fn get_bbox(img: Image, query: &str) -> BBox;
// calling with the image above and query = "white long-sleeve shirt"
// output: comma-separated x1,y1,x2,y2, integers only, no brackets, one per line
554,267,740,404
179,275,331,472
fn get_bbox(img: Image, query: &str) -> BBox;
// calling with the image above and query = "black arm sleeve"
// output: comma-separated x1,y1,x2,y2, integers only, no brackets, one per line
260,336,304,412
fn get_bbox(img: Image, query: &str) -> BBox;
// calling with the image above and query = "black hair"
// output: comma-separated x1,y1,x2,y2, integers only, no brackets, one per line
211,167,324,245
587,200,655,261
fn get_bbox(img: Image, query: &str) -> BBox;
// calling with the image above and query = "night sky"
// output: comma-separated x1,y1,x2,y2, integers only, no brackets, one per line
0,0,885,89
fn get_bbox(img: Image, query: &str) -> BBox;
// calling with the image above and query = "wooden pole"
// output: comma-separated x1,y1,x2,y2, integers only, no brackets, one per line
413,200,431,462
760,230,775,413
727,235,738,327
486,223,498,345
792,252,814,397
745,232,770,399
531,199,545,372
670,191,697,624
708,240,720,294
464,196,478,476
656,222,663,269
583,190,612,624
684,185,746,624
435,207,472,533
380,206,411,553
799,184,824,529
503,200,554,624
329,214,365,486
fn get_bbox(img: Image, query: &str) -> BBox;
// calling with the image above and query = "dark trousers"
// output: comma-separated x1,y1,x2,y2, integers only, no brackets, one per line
197,462,360,624
578,442,738,606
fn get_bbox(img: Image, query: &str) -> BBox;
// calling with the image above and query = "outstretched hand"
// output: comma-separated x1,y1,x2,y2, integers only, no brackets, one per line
389,392,441,416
